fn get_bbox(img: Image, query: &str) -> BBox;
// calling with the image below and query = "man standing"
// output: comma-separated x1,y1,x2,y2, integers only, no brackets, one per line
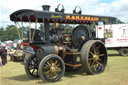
0,43,7,65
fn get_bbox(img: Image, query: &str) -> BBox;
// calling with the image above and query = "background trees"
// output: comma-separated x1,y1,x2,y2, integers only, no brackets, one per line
0,25,19,41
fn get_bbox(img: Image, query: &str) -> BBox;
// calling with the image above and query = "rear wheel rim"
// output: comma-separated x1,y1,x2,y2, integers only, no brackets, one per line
88,42,107,74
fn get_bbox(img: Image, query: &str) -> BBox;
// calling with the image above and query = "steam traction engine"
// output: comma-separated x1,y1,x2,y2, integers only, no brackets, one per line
10,4,117,82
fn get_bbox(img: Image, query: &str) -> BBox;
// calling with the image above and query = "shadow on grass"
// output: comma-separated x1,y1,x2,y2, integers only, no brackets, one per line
4,74,40,81
36,70,89,84
5,69,89,84
108,53,121,57
64,69,89,78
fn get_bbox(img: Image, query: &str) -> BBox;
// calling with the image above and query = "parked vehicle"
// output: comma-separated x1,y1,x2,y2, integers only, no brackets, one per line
96,24,128,56
10,4,117,82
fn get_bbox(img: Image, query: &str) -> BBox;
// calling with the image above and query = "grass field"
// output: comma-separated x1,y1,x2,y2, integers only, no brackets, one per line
0,50,128,85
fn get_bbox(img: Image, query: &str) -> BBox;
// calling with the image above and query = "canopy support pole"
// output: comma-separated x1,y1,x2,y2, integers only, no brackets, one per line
15,22,21,40
32,19,38,41
29,21,31,42
21,21,24,39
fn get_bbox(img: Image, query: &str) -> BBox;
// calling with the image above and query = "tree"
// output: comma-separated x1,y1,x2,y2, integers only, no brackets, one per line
0,25,20,41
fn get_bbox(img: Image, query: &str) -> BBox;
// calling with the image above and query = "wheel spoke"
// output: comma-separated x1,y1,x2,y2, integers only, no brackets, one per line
29,63,37,68
55,60,58,65
98,54,104,57
44,70,50,75
88,57,94,61
47,62,51,66
96,61,103,67
93,65,97,71
54,72,58,76
95,46,100,54
32,59,36,64
43,66,48,70
56,64,60,67
36,69,38,76
92,44,97,54
29,66,34,70
56,67,61,72
89,51,94,56
90,61,95,66
31,69,35,74
95,64,99,69
46,73,50,78
50,59,53,64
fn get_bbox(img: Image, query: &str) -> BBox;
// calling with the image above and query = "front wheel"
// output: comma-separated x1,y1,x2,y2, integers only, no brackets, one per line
81,40,107,74
39,54,65,82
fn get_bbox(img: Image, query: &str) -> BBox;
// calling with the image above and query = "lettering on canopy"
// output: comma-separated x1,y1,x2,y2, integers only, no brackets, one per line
66,15,99,21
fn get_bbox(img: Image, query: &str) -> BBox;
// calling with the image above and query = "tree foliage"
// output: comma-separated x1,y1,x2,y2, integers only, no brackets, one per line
0,25,19,41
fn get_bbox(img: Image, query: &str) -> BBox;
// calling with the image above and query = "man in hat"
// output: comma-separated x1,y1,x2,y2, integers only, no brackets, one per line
0,43,7,65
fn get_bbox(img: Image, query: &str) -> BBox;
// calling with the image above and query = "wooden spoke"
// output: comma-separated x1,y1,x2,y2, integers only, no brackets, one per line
56,64,60,67
44,70,50,75
50,59,53,64
98,54,104,57
43,66,48,70
92,44,96,53
95,64,99,69
47,62,51,66
89,51,94,56
88,57,94,61
95,46,100,54
46,73,50,78
96,61,103,67
51,73,57,79
90,61,95,67
55,60,58,65
93,65,97,71
56,68,61,72
54,72,58,77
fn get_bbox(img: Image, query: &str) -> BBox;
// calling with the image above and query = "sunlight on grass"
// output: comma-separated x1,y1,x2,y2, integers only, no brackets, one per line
0,50,128,85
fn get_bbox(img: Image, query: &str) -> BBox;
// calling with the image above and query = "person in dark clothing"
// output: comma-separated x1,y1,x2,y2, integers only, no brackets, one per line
0,43,7,65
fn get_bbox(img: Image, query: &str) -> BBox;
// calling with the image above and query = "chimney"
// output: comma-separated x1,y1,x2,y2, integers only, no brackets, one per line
42,5,50,11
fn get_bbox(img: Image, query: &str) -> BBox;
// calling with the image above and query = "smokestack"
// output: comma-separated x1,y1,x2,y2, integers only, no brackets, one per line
42,5,50,11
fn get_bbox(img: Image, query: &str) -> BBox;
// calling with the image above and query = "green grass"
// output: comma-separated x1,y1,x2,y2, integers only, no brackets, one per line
0,50,128,85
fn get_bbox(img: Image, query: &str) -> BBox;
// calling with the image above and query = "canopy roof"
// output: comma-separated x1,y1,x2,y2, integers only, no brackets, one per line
10,9,117,24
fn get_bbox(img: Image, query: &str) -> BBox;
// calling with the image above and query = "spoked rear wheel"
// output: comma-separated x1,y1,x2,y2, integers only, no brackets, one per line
39,54,65,82
81,40,107,74
25,54,39,78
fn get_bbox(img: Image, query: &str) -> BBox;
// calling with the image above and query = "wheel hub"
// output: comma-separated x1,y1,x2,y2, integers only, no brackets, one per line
93,55,99,61
81,36,85,40
50,63,57,73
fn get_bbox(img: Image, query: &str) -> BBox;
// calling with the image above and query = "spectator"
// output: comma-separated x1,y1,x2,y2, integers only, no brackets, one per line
0,43,7,65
